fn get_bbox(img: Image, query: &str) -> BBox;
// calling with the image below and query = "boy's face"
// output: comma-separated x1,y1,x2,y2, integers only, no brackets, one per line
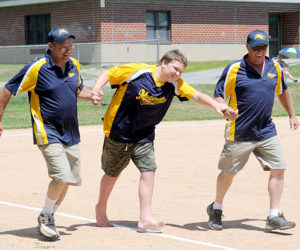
161,60,186,82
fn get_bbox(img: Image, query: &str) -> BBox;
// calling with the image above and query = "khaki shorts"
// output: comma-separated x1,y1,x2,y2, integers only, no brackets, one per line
101,137,157,177
38,143,81,186
218,136,286,175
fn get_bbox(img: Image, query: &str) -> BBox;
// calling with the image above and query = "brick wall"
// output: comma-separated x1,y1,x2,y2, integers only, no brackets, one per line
281,12,300,45
0,0,299,46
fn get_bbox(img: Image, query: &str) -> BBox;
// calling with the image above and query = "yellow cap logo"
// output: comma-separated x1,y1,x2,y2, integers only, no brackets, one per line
255,33,265,40
59,28,69,36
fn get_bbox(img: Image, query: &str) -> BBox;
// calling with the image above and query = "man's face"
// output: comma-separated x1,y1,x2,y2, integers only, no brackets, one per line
49,37,73,64
246,44,268,66
161,60,186,82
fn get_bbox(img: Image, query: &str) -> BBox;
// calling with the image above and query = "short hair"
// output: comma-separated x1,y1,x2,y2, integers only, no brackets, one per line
159,49,188,67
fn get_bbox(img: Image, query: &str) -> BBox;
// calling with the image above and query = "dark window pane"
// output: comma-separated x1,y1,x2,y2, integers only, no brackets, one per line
158,12,168,27
147,28,155,39
146,11,170,41
146,12,155,26
25,14,50,45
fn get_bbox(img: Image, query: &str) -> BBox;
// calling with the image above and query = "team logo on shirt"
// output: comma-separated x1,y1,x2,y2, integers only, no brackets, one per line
68,72,75,77
136,89,166,105
267,73,276,78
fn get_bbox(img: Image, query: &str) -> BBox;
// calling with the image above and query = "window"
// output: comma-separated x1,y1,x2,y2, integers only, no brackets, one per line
25,14,51,44
146,11,170,41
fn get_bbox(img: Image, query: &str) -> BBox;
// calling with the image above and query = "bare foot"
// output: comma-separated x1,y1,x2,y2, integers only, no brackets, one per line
137,218,165,232
95,205,114,227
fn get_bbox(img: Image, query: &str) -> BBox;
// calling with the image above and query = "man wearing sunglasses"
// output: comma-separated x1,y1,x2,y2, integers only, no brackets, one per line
207,29,299,231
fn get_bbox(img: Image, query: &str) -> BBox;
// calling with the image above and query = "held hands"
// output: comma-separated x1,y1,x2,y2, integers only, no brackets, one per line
216,103,238,121
91,88,104,106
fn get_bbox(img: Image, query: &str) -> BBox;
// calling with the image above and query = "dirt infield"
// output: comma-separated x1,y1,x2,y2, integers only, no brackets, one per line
0,117,299,250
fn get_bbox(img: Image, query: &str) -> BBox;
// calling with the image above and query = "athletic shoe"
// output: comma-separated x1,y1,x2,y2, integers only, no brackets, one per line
266,213,296,230
37,213,60,238
207,202,223,230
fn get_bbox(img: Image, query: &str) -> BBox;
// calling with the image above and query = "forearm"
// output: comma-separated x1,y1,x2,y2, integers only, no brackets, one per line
77,86,92,100
93,72,109,92
192,91,222,109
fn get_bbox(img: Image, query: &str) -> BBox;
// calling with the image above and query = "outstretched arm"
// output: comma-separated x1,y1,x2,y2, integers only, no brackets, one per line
191,91,238,121
91,72,110,106
0,87,13,136
278,89,299,130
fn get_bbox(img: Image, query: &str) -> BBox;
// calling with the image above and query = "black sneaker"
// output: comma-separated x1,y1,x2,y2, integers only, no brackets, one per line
37,213,60,238
266,213,296,230
207,202,223,230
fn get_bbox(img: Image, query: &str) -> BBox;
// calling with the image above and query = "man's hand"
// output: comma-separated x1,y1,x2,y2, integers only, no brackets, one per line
91,88,104,106
216,103,238,121
289,116,299,130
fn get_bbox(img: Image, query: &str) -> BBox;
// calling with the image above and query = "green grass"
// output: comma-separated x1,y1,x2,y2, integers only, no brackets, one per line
289,64,300,78
0,61,232,83
0,64,25,82
2,84,300,130
184,61,232,73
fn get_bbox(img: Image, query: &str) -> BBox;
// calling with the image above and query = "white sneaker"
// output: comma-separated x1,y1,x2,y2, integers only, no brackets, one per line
37,213,60,238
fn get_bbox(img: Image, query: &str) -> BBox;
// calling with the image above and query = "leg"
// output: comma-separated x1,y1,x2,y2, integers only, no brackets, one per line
268,169,284,209
137,171,164,231
266,169,295,230
47,179,68,202
216,171,234,204
56,184,69,206
95,174,119,227
207,171,235,230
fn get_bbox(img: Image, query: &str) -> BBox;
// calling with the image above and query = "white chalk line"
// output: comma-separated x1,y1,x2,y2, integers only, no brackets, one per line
0,200,239,250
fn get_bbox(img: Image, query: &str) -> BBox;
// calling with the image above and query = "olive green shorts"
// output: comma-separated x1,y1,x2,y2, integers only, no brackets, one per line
101,137,157,177
38,143,81,186
218,136,286,175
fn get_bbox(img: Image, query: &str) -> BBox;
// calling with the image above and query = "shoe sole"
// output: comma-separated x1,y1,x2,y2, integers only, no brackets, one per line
37,226,60,238
266,223,296,231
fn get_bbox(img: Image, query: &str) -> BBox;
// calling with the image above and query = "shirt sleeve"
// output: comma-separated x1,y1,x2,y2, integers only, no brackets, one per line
5,63,33,96
5,58,47,96
106,63,151,87
70,58,84,90
214,65,230,99
214,62,241,101
174,79,197,101
273,61,287,95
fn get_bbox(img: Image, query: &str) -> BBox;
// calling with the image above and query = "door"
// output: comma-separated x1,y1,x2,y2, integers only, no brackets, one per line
269,14,281,58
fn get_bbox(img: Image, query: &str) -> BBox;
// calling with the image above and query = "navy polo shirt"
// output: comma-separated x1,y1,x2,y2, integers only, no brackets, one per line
214,55,287,141
5,51,84,146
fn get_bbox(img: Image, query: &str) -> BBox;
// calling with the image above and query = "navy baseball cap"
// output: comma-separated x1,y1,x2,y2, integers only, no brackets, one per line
247,29,269,48
48,27,75,43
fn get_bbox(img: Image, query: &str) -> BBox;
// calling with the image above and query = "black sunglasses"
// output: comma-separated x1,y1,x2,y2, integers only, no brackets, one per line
251,45,268,51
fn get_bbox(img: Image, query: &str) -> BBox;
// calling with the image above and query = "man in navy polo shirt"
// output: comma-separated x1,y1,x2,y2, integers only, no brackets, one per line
207,29,299,231
0,27,93,239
